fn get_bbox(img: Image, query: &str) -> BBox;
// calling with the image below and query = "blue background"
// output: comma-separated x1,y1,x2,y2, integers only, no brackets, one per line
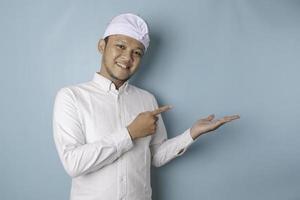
1,0,300,199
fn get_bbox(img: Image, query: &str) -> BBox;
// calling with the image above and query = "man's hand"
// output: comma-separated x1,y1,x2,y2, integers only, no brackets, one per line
190,114,240,140
127,105,172,140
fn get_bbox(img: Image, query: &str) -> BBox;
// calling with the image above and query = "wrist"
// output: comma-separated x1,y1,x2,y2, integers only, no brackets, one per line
127,125,136,140
190,130,196,140
190,128,203,140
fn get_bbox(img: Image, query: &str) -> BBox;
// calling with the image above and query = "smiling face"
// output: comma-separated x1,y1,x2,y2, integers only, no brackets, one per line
98,34,145,88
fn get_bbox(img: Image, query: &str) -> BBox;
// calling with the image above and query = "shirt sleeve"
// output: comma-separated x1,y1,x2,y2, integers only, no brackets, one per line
149,95,194,167
53,88,133,178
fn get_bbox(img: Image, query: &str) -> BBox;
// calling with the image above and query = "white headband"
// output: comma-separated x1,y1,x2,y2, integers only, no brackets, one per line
103,13,150,51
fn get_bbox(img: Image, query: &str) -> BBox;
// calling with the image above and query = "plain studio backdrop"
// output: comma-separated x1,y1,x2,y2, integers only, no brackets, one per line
1,0,299,199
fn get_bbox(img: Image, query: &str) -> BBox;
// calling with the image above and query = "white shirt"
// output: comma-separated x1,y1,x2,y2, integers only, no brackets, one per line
53,73,194,200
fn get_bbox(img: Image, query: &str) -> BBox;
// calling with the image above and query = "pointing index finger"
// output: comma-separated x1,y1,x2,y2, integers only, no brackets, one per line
151,105,172,115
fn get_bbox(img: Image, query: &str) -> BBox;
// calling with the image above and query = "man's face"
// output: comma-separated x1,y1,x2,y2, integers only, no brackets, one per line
98,34,145,83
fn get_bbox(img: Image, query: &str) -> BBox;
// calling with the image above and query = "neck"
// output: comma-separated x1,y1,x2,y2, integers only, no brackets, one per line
96,72,125,90
112,79,124,90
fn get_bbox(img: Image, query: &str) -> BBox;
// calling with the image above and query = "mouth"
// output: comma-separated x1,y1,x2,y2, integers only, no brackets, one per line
116,62,130,70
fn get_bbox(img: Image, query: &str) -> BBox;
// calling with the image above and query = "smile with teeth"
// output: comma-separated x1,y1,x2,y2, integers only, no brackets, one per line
116,62,130,69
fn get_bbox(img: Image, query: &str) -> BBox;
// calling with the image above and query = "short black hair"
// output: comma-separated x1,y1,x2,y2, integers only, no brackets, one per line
104,36,109,45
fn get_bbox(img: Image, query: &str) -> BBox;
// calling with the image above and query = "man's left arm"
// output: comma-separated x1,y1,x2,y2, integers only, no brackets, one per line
149,96,239,167
150,116,193,167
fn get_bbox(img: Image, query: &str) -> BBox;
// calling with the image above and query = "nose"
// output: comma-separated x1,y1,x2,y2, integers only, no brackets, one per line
120,50,133,63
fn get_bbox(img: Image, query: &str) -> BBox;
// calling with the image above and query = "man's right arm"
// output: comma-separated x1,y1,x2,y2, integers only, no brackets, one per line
53,88,133,178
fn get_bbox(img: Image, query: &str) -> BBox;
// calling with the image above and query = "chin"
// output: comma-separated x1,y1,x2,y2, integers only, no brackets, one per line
119,76,130,81
112,74,130,81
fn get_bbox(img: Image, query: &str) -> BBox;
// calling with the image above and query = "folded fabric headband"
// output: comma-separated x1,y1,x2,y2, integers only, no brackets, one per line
103,13,150,51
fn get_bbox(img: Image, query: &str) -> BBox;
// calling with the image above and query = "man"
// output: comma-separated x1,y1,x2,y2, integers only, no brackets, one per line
53,13,240,200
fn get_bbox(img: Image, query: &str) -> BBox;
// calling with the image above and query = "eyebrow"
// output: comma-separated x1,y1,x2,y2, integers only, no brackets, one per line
115,39,144,52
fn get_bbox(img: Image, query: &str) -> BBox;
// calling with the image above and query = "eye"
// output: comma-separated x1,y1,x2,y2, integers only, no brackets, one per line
134,51,143,57
116,44,126,49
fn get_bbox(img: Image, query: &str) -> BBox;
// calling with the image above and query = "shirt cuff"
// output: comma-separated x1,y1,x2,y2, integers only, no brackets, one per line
110,128,134,156
176,128,194,156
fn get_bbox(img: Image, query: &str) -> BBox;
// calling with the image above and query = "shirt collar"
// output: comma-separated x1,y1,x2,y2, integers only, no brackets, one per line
92,72,129,94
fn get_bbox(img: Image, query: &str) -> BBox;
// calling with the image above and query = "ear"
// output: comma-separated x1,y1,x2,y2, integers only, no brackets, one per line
98,39,106,54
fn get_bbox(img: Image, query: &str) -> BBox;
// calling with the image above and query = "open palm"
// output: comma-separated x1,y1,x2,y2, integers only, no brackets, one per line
190,114,240,139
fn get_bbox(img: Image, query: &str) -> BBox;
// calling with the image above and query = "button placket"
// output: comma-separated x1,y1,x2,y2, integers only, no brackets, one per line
116,93,127,198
